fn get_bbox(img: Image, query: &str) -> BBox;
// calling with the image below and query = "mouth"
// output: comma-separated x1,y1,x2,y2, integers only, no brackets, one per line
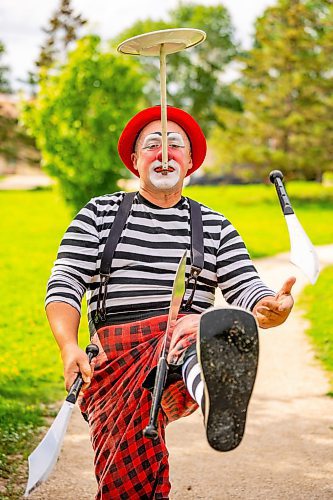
154,166,175,174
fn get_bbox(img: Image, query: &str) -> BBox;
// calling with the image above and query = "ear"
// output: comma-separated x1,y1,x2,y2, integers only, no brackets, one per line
131,152,138,171
187,151,193,172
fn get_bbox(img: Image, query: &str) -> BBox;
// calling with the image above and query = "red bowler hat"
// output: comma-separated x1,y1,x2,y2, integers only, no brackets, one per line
118,105,207,177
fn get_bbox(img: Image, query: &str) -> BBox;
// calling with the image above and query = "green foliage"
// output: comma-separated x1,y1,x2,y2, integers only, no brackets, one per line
114,3,240,135
211,0,333,181
22,35,146,211
299,265,333,396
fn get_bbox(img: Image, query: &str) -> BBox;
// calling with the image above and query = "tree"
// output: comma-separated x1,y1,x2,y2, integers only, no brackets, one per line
36,0,87,73
0,41,38,169
20,1,87,98
211,0,333,181
22,36,146,211
0,41,12,94
114,3,241,135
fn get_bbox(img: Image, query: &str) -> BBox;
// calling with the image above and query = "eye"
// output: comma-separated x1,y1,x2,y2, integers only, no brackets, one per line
143,143,160,150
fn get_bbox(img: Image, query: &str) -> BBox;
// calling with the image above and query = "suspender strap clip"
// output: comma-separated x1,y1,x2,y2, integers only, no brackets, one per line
183,274,199,311
189,265,201,277
94,275,109,323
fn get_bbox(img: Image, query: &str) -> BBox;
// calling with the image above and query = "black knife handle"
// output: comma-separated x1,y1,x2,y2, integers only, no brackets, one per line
269,170,294,215
143,357,168,440
65,344,99,404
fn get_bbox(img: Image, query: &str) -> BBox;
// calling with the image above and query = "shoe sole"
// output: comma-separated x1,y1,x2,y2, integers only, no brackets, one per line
198,307,259,452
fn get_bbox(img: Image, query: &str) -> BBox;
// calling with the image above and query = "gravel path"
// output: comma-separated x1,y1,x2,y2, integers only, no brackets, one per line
28,246,333,500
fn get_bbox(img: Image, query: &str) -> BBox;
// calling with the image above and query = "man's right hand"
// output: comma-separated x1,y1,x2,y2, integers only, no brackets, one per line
61,344,94,391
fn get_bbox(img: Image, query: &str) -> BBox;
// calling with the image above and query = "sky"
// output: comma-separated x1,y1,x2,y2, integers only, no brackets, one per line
0,0,276,90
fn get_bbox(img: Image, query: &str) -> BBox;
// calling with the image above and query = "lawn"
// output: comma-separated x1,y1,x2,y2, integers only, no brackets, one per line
185,181,333,257
299,265,333,396
0,188,90,498
0,182,332,497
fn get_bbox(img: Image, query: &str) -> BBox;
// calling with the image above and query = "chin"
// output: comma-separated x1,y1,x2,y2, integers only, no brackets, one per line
150,174,180,190
152,180,180,190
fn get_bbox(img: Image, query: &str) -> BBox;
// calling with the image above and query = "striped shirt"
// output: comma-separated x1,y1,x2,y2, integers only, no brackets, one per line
46,191,274,335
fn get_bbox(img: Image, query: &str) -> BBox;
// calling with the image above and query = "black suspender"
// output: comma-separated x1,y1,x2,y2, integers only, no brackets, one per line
94,192,204,323
94,192,136,323
100,192,136,276
182,198,204,311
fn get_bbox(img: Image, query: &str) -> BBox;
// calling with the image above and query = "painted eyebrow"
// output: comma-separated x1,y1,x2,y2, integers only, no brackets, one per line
167,132,184,140
138,131,189,151
141,132,185,144
144,132,183,137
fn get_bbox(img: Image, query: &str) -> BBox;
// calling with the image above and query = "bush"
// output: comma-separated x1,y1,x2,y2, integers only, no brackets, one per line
23,35,146,211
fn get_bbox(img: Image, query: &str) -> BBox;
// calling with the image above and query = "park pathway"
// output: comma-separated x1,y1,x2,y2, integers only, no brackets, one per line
0,168,53,190
28,245,333,500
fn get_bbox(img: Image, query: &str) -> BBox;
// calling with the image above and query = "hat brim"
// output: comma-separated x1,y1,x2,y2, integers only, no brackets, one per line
118,106,206,178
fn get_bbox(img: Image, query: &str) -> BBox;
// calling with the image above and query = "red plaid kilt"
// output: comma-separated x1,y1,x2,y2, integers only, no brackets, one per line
79,315,198,499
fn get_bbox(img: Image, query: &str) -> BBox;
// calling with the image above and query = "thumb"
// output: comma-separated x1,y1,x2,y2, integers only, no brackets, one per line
277,276,296,297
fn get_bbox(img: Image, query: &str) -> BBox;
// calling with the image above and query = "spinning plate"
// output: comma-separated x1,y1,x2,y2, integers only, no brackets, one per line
117,28,206,56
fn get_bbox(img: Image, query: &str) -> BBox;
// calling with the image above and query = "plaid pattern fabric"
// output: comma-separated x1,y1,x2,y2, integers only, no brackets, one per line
80,315,198,499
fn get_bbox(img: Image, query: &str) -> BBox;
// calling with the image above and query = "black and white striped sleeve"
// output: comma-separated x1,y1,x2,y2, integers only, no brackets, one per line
217,219,275,310
45,199,100,314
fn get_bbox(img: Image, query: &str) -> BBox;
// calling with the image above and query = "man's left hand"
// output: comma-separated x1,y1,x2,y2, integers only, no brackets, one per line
253,276,296,329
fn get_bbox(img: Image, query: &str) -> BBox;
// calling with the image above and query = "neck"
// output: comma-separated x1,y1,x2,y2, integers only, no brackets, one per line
138,185,183,208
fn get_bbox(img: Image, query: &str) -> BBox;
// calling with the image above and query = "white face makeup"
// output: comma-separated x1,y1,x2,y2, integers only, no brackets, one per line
139,131,186,190
148,160,181,189
141,131,186,152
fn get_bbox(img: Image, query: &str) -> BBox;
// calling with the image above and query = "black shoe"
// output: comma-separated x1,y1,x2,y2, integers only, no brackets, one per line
198,307,259,452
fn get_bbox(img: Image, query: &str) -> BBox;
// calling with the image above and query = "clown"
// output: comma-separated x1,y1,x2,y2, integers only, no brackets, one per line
46,105,295,499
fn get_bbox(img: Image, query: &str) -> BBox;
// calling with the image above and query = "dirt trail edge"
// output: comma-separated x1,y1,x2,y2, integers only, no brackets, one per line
28,245,333,500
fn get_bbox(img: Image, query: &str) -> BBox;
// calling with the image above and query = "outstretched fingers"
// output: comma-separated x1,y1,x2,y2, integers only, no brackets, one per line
276,276,296,298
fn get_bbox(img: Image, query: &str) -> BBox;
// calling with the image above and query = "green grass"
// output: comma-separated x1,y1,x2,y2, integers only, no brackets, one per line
0,181,332,496
185,182,333,257
299,266,333,396
0,188,90,498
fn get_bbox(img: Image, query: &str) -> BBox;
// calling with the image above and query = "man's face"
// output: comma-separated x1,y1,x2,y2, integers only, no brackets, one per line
131,120,193,191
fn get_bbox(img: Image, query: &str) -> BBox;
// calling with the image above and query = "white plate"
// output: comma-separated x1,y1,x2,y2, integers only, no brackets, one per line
117,28,206,56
